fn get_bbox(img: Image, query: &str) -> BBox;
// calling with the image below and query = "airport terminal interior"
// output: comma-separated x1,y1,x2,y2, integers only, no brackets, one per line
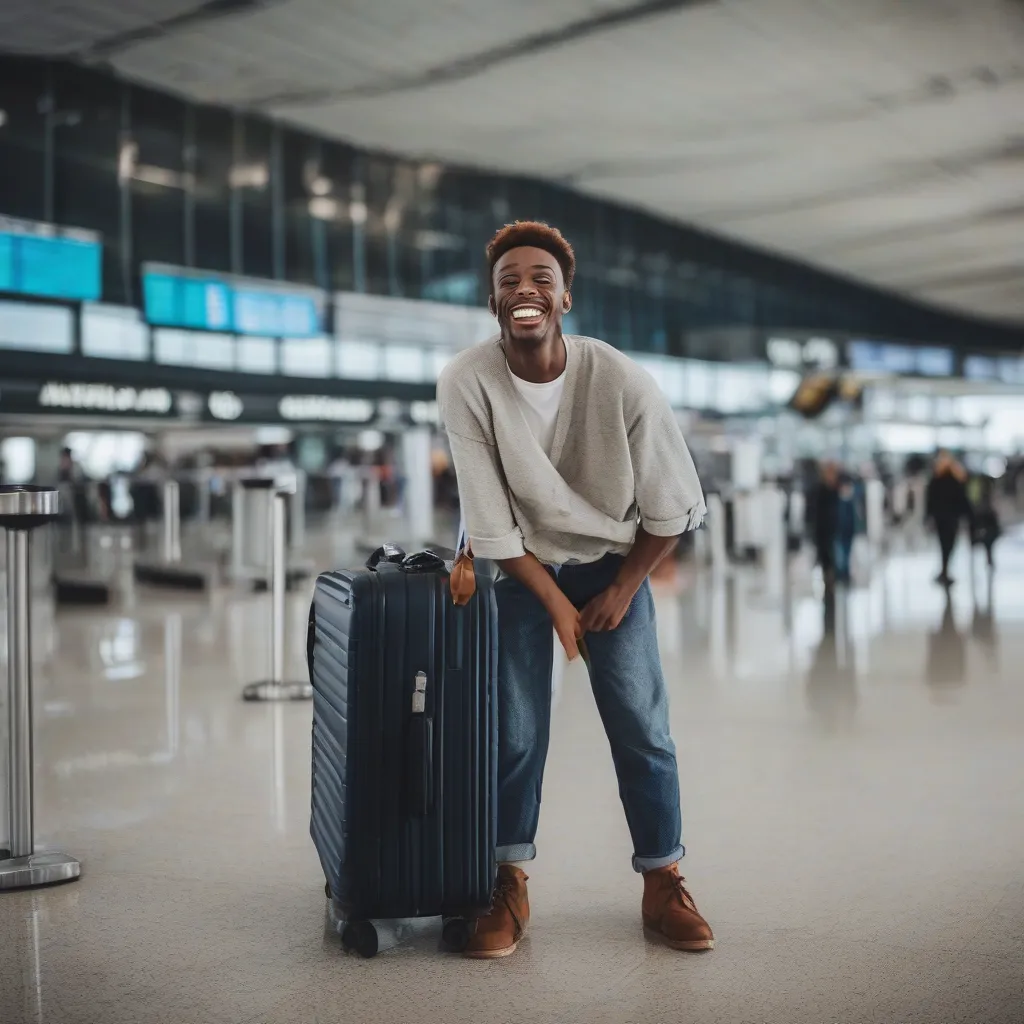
2,2,1024,1023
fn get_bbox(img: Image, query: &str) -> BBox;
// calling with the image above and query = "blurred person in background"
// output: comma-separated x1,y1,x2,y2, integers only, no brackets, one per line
57,446,90,524
438,220,712,960
925,450,971,586
809,460,858,585
967,471,1001,570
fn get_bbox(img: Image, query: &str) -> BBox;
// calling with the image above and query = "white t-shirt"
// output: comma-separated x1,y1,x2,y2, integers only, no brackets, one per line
507,363,565,457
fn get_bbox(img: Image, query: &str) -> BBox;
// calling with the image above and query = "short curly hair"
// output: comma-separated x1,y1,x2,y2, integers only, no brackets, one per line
486,221,575,292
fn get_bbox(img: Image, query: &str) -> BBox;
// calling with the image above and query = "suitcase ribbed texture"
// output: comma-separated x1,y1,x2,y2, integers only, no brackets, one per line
309,566,497,921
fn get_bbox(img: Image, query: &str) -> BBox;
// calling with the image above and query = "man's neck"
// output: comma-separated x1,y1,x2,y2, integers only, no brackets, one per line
503,331,566,384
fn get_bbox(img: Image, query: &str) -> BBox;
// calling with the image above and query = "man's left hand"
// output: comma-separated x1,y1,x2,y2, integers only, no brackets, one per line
579,583,635,633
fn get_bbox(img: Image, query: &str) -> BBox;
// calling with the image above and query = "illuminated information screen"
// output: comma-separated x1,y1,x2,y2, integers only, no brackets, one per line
142,264,322,337
0,216,101,301
847,340,953,377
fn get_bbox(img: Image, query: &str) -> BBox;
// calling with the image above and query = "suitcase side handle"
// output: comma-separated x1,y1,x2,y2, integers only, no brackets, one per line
406,670,434,816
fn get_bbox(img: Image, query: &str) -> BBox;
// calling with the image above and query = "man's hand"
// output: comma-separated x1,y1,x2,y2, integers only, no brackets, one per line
552,598,583,661
579,582,635,634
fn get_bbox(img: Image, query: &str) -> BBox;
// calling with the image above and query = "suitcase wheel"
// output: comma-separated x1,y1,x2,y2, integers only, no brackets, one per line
341,920,378,959
324,881,332,900
441,916,473,952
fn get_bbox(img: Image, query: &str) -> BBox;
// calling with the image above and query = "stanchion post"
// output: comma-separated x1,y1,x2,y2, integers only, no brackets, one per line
231,480,245,581
162,479,181,564
706,493,728,574
242,491,313,703
270,488,286,685
0,486,81,890
289,470,306,554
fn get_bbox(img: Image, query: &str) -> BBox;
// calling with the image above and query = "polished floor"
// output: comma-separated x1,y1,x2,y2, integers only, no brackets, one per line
2,527,1023,1023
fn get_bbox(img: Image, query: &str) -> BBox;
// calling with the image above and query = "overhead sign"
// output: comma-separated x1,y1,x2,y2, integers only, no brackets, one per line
278,395,376,423
335,291,493,351
142,263,324,338
37,381,173,414
0,216,102,302
964,355,1024,385
766,336,839,371
3,374,437,426
208,390,244,421
847,340,953,377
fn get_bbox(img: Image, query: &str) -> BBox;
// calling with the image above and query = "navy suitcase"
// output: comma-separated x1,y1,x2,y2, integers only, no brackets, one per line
307,555,498,957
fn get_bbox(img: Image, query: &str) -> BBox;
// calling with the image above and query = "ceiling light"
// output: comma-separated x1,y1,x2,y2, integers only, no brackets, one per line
383,199,402,233
117,140,138,184
417,163,443,189
133,164,184,188
310,175,332,196
308,197,339,220
349,200,368,226
229,163,269,189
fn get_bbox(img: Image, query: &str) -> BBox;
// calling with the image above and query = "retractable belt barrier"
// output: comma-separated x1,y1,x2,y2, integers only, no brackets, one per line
0,486,82,890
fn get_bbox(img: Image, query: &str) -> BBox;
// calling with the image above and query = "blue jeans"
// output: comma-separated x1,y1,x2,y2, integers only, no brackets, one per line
833,536,853,583
494,554,684,873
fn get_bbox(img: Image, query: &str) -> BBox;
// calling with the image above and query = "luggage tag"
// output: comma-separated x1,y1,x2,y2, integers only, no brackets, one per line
449,520,476,606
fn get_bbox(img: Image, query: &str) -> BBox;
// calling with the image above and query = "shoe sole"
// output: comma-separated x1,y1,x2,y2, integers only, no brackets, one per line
644,925,715,952
463,942,519,959
463,930,526,960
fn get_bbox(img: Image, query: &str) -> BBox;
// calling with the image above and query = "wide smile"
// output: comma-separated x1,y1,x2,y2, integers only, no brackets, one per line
509,303,546,325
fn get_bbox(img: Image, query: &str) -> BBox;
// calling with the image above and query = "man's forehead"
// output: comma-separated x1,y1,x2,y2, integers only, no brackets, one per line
494,246,561,274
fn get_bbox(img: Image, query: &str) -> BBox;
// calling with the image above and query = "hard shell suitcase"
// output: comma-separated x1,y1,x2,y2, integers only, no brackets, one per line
307,554,498,957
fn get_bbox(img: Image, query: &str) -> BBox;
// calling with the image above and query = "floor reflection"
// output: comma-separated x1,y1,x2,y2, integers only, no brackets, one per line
926,588,967,697
805,587,858,731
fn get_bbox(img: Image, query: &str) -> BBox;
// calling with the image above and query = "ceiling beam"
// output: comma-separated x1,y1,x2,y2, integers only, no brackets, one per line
253,0,715,106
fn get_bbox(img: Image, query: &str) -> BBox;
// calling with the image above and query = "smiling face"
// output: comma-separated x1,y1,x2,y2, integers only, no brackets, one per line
489,246,571,347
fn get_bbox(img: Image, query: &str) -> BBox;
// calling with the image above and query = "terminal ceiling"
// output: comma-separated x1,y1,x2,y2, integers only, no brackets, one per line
4,0,1024,326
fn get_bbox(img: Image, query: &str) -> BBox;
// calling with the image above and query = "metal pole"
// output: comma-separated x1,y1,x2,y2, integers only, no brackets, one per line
289,471,306,554
7,530,33,859
231,481,244,581
706,493,727,575
270,491,286,686
162,480,181,564
363,467,381,538
241,491,312,702
1,487,80,890
197,471,211,524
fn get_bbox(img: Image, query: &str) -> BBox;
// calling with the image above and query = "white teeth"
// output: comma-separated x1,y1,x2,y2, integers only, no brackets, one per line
512,307,543,319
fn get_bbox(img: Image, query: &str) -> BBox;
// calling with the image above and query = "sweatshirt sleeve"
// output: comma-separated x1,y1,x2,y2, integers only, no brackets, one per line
626,372,706,536
438,368,526,561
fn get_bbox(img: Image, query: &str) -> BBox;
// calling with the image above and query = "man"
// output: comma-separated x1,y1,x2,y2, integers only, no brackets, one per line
925,450,971,586
809,461,859,586
437,221,713,959
809,461,842,584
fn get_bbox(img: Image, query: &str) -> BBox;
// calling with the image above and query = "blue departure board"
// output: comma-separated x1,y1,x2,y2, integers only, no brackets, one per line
0,217,102,301
848,340,953,377
142,264,321,337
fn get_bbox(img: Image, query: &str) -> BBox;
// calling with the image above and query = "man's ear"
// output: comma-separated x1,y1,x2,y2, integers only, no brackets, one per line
488,294,497,317
562,292,573,314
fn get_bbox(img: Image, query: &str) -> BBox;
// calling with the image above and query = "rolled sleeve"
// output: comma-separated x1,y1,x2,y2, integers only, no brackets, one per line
640,506,705,537
470,527,526,561
445,429,525,561
627,380,706,537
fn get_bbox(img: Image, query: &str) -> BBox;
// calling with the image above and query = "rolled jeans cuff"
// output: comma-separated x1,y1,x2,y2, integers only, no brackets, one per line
496,843,536,864
632,845,685,874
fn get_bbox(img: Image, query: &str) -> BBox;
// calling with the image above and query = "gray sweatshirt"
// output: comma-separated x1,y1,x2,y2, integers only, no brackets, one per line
437,334,706,565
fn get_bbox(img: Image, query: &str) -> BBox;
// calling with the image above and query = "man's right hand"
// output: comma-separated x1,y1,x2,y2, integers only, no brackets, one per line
495,550,582,661
553,599,583,662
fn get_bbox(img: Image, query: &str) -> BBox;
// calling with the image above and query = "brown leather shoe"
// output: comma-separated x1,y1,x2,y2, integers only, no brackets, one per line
464,865,530,959
642,864,715,951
